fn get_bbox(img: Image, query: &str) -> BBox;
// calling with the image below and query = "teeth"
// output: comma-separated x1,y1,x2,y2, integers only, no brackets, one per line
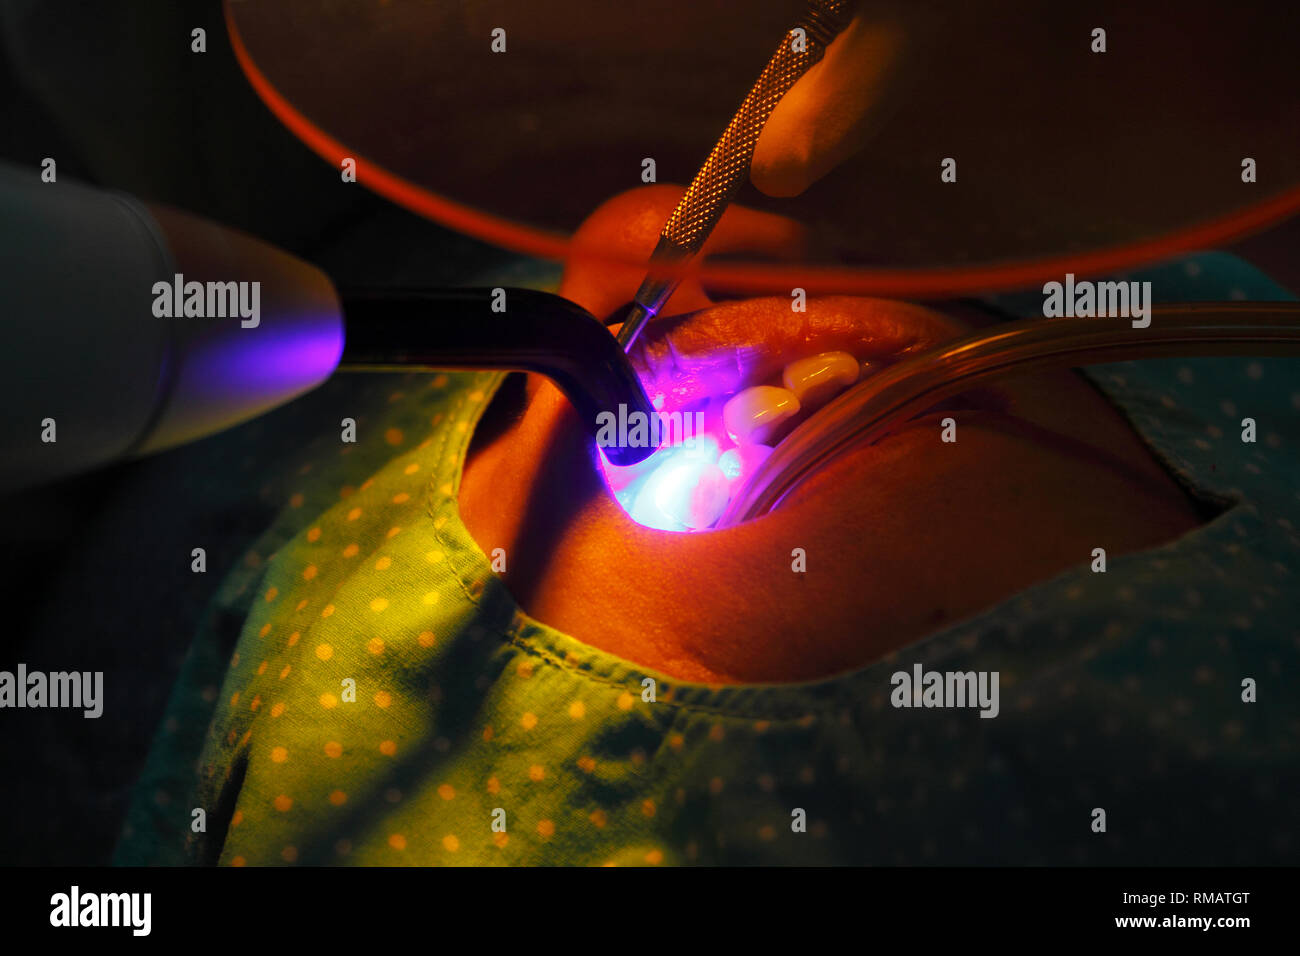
682,463,730,530
718,443,773,482
781,351,860,408
629,457,730,531
723,385,801,446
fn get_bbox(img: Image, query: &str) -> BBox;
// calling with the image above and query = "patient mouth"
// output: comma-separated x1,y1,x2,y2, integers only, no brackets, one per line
628,295,962,412
600,296,966,531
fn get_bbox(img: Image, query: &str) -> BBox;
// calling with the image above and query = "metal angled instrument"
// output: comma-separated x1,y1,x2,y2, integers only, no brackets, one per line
617,0,853,352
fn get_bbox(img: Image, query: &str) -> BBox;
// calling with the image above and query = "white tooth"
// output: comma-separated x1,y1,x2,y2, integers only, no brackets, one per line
782,351,860,408
684,464,730,530
723,385,801,446
631,457,730,532
719,444,774,483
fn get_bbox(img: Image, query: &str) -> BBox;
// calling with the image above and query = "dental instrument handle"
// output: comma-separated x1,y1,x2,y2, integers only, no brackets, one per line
617,0,852,352
718,303,1300,526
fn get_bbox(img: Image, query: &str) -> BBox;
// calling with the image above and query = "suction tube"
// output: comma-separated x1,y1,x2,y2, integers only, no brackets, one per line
340,288,657,466
718,303,1300,526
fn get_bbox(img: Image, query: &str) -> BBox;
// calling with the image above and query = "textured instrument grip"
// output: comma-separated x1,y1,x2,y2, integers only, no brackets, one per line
660,0,851,255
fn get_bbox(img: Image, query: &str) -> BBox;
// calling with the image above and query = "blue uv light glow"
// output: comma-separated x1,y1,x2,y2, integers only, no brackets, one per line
599,411,771,533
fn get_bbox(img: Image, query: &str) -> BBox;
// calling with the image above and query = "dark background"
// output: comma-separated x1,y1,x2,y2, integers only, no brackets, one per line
0,0,1296,865
0,0,530,866
228,0,1300,273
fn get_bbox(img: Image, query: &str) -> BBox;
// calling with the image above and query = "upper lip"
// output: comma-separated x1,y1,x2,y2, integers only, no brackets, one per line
625,295,965,410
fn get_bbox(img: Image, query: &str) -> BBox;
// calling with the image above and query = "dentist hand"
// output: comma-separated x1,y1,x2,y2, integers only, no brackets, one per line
749,8,914,198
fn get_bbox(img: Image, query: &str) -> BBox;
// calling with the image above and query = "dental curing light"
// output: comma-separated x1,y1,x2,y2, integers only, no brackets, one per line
0,162,342,495
0,165,655,493
338,288,656,467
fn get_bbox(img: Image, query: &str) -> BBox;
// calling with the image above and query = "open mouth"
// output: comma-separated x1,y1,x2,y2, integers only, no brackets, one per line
599,296,970,531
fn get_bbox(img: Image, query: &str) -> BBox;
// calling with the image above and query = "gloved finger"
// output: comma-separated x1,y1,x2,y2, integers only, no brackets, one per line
750,12,904,198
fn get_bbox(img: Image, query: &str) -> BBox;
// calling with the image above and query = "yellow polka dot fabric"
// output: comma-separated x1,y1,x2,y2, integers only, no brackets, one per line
114,256,1300,865
116,368,873,865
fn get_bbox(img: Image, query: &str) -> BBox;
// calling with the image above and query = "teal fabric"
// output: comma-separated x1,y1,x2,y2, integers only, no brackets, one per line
118,255,1299,865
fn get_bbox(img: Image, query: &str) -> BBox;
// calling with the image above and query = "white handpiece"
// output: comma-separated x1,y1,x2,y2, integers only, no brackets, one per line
0,162,344,494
